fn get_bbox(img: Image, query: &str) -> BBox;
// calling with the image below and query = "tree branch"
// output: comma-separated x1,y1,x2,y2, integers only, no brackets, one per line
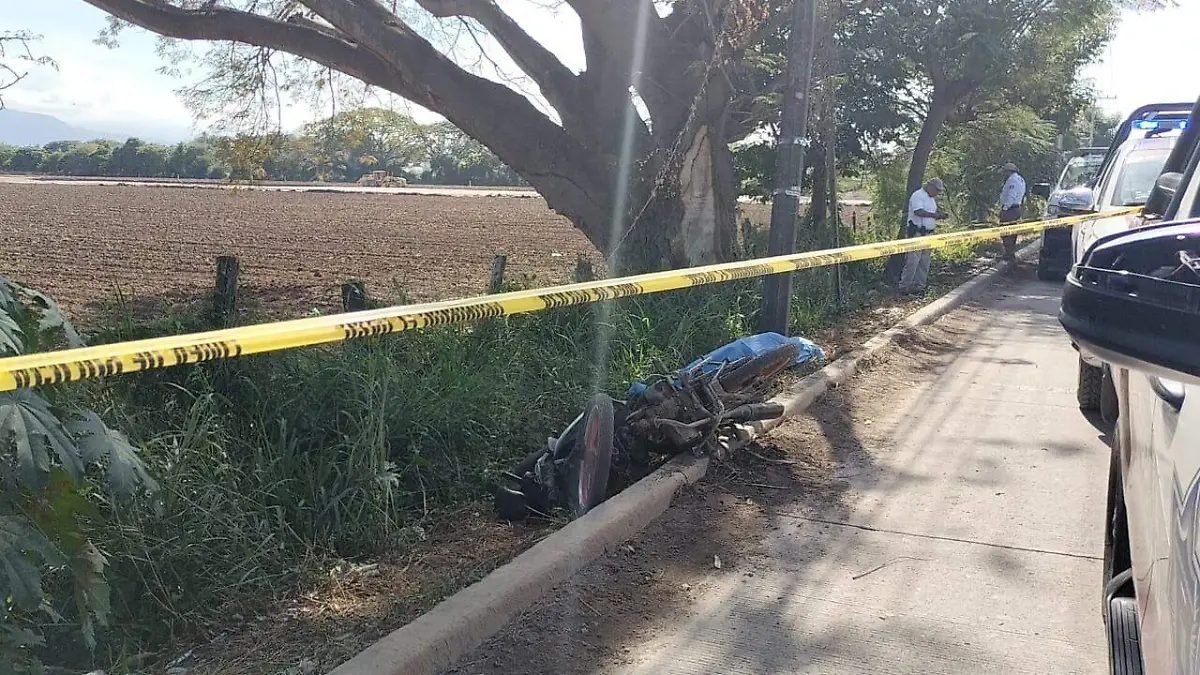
1,31,57,108
413,0,581,126
82,0,413,93
567,0,682,125
567,0,667,64
575,25,650,159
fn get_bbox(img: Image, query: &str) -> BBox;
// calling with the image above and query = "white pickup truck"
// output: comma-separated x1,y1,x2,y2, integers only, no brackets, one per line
1072,130,1182,420
1032,103,1192,421
1059,94,1200,675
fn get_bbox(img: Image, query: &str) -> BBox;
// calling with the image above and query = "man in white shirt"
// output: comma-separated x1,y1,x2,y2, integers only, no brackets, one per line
998,162,1026,261
899,177,949,294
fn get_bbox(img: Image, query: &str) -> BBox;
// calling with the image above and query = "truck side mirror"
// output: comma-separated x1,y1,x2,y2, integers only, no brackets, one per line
1059,220,1200,386
1032,182,1052,199
1143,171,1183,218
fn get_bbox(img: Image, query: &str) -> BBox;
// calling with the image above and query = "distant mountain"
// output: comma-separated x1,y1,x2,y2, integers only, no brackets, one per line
0,109,122,146
0,109,191,146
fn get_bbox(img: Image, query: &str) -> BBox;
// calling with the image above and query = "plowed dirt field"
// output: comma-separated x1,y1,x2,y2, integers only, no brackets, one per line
1,182,598,323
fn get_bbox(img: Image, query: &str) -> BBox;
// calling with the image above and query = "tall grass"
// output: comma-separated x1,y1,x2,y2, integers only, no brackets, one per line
43,215,1002,668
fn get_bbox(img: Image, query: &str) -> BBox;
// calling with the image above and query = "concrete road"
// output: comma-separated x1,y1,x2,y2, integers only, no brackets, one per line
450,273,1109,675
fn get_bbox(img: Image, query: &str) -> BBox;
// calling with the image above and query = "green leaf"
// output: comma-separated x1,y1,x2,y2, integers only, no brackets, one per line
0,277,24,357
0,622,48,675
0,391,85,492
31,467,98,550
66,412,156,496
71,540,110,651
0,622,44,650
16,286,82,349
0,402,48,493
0,277,18,309
0,515,64,612
0,312,23,357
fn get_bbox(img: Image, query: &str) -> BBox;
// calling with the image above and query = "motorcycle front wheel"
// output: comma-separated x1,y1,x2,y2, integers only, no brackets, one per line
562,393,615,518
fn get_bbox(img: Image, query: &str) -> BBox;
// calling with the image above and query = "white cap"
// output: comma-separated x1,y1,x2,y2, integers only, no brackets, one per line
1002,162,1018,172
927,177,945,191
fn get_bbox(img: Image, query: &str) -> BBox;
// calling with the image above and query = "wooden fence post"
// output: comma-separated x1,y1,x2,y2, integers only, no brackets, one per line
489,254,507,294
213,256,239,323
574,254,595,283
342,280,368,311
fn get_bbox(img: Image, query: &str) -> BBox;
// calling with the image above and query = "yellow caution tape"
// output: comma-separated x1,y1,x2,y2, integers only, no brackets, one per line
0,209,1136,392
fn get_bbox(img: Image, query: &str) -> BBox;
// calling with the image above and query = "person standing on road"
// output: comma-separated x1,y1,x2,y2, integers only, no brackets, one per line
899,178,949,295
998,162,1026,262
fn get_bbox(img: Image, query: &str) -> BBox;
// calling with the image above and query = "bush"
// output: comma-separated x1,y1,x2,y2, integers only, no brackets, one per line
0,278,154,673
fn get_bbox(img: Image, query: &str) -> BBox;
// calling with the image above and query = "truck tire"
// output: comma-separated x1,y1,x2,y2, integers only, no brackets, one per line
1101,367,1119,426
1078,357,1104,410
1036,258,1057,281
1107,596,1144,675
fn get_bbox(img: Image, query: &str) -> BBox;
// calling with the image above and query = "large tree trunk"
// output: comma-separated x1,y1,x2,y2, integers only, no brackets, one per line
613,125,738,273
905,94,953,202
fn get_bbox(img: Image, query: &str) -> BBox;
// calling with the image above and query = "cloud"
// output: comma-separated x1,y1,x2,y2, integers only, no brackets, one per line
12,38,191,124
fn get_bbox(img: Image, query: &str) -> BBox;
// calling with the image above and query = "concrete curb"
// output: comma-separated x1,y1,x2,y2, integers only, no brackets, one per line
326,241,1039,675
328,455,708,675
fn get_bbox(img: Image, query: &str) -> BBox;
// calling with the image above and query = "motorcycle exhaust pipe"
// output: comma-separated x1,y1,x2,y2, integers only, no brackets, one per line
724,401,786,423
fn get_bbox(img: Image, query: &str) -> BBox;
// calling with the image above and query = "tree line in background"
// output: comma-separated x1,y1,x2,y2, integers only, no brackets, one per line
0,107,524,186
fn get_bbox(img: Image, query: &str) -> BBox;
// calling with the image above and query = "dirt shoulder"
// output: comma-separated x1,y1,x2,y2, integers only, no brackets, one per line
439,268,1026,675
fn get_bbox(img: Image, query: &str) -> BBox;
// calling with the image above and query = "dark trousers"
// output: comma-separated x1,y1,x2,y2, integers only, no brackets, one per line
1000,206,1021,260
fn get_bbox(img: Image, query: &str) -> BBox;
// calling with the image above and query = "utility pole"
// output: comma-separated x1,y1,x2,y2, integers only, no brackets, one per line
829,109,843,311
759,0,818,335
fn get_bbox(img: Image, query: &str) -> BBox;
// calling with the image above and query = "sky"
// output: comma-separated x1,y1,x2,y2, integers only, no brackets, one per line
0,0,1197,143
1081,2,1200,114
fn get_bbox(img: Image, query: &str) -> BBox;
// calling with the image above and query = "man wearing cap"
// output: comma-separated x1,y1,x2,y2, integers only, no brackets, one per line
899,177,949,294
999,162,1026,261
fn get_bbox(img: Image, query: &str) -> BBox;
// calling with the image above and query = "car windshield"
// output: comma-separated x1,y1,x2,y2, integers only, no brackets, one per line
1110,147,1173,206
1059,158,1102,190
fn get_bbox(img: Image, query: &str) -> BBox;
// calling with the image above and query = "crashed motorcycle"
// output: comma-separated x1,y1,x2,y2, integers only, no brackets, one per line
493,333,823,521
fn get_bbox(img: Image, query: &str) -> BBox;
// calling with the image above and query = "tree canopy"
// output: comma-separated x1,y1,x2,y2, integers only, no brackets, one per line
841,0,1117,210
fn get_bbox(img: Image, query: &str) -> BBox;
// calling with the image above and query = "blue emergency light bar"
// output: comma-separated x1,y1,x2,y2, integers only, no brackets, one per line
1134,119,1188,131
